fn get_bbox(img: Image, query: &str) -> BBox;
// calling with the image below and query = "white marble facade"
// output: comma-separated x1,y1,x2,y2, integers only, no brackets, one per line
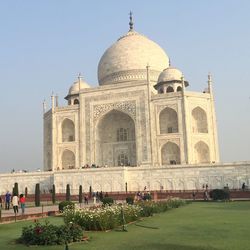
1,162,250,194
43,23,220,172
1,17,247,194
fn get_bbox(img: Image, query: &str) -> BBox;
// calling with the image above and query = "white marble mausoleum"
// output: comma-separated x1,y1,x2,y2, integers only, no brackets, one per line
0,15,249,194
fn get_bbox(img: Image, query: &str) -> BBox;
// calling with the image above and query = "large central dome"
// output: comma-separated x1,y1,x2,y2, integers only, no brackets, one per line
98,30,169,86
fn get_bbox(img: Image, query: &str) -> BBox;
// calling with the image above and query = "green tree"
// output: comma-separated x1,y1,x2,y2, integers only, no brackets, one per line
52,184,56,204
25,187,28,197
35,183,40,207
66,184,71,201
79,185,83,203
13,182,19,196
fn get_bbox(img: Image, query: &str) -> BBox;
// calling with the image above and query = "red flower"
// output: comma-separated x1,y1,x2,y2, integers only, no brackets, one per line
34,227,43,235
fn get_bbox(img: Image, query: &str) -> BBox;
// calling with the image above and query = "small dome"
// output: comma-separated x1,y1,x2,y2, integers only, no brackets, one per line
157,67,183,83
98,30,169,85
68,79,90,95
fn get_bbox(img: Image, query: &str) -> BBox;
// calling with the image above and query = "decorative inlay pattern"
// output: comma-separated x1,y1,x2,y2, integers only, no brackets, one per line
93,101,136,121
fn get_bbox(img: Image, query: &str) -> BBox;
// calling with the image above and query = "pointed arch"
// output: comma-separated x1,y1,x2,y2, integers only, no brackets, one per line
194,141,210,163
96,109,136,166
159,107,178,134
73,99,79,105
161,142,180,165
61,149,75,169
177,86,182,92
166,86,174,93
192,107,208,133
62,118,75,142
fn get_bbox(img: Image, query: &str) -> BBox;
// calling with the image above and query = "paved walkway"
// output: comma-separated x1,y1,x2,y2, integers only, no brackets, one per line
0,202,97,218
1,205,58,218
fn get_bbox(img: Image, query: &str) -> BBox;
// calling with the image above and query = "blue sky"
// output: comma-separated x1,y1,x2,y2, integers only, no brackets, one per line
0,1,249,172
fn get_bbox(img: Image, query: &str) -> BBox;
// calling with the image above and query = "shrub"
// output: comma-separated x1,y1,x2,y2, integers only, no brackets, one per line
209,189,230,201
102,197,114,206
126,197,134,205
20,220,83,245
136,198,187,217
142,193,152,201
35,183,40,207
59,201,75,212
66,184,71,201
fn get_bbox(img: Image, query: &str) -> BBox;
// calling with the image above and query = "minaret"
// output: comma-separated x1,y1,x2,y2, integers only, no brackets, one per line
77,72,82,169
181,75,189,164
207,73,220,162
146,63,154,166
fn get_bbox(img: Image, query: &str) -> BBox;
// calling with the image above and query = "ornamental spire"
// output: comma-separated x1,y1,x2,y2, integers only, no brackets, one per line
129,11,134,31
77,72,83,92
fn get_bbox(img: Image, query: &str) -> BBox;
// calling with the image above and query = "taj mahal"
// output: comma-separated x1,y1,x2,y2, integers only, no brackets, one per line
0,15,249,194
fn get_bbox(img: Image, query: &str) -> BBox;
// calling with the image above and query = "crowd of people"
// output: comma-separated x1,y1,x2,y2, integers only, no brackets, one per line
0,191,26,214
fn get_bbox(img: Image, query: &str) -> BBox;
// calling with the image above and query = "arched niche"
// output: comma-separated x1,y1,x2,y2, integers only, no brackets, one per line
194,141,210,163
73,99,79,105
192,107,208,133
159,107,178,134
61,149,75,169
62,118,75,142
177,86,182,92
161,142,180,165
96,110,136,167
166,86,174,93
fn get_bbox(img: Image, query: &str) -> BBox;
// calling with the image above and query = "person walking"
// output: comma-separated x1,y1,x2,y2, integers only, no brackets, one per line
19,194,26,214
12,194,19,214
5,191,11,210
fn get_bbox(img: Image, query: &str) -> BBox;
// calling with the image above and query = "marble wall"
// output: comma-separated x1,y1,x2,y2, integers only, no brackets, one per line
1,162,249,195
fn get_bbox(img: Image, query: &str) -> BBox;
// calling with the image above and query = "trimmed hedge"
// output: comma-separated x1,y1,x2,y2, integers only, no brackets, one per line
209,189,230,201
59,201,75,212
66,184,71,201
35,183,40,207
102,197,114,206
126,197,134,205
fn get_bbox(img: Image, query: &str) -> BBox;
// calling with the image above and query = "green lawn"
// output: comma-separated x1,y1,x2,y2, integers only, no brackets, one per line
0,201,250,250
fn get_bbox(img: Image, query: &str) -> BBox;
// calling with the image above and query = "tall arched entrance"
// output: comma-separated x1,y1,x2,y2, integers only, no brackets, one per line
96,110,136,166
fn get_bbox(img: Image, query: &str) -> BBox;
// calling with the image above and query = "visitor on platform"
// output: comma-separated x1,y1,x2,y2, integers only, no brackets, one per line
242,182,246,190
12,194,19,214
84,194,89,205
192,191,196,201
5,191,11,210
0,196,2,208
19,194,26,214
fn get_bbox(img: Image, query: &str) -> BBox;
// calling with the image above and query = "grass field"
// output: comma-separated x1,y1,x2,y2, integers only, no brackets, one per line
0,201,249,250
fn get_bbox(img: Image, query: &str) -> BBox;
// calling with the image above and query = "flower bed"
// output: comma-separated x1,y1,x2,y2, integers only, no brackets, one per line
63,204,141,231
63,198,187,231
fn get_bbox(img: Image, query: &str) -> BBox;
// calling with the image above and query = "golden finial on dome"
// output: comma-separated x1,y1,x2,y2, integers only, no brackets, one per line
129,11,134,31
77,72,83,81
